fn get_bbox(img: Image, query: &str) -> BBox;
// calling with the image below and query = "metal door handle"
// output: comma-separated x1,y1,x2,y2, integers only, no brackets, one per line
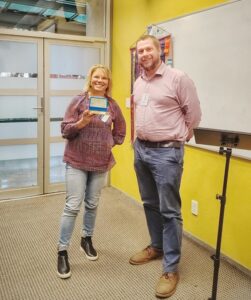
33,98,44,110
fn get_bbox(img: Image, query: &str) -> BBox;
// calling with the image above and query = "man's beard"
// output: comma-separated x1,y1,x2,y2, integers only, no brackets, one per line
140,58,160,71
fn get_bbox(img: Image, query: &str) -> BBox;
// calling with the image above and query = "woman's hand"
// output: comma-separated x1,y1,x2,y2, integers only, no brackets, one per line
76,110,95,129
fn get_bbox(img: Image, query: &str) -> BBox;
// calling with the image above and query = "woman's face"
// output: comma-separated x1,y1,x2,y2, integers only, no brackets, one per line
90,68,109,95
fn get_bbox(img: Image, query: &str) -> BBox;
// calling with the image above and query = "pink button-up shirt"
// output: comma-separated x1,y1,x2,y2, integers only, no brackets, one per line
133,63,201,142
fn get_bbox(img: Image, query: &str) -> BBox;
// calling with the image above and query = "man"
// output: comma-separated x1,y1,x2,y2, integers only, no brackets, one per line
129,35,201,298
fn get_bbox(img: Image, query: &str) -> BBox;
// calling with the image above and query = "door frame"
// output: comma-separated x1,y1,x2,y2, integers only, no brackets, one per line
43,38,105,193
0,34,44,200
0,28,109,200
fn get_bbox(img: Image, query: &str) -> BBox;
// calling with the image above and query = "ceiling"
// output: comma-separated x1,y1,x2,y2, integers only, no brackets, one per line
0,0,87,32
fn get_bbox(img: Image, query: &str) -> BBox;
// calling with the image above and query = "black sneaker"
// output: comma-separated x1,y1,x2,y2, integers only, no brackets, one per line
80,236,98,261
57,250,71,279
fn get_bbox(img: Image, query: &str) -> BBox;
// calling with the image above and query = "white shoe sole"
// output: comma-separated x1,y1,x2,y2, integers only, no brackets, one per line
80,246,99,261
57,270,72,279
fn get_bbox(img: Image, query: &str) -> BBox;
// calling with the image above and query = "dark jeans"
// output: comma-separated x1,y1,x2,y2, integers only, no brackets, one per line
134,139,184,272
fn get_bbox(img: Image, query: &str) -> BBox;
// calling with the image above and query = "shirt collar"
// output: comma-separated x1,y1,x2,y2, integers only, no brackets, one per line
141,61,165,80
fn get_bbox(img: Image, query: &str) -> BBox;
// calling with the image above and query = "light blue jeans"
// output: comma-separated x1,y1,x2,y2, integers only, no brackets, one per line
58,164,107,252
134,139,184,273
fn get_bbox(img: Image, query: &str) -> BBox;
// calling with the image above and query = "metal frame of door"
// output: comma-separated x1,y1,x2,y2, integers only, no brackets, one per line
0,34,44,200
43,38,105,193
0,32,107,200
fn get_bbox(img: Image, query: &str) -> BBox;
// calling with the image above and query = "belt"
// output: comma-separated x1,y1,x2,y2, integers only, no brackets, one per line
137,138,183,148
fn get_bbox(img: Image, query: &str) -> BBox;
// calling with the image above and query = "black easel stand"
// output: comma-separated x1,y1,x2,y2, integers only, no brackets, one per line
208,146,232,300
193,127,251,300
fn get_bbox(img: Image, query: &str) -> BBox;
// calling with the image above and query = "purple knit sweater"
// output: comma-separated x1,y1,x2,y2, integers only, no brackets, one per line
61,92,126,172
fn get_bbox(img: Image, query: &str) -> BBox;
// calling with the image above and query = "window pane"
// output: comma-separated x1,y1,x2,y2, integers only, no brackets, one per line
0,96,37,139
50,96,73,118
50,45,100,90
0,145,37,189
0,41,37,89
50,96,72,137
0,0,106,38
50,142,65,183
0,123,37,139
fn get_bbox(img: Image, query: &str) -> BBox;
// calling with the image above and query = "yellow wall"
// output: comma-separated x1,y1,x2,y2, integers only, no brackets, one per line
110,0,251,271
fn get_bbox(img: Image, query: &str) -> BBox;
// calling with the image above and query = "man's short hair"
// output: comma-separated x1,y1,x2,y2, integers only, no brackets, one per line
136,34,161,51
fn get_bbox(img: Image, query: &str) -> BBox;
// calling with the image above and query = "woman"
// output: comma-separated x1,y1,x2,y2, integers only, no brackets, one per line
57,64,126,279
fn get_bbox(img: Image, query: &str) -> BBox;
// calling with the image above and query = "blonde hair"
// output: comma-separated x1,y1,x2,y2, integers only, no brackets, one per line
136,34,161,51
85,64,112,96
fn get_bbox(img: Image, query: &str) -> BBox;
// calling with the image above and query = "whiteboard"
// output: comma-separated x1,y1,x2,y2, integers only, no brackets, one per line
154,0,251,159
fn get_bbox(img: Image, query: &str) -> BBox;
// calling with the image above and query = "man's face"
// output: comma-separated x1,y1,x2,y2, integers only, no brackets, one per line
136,38,161,72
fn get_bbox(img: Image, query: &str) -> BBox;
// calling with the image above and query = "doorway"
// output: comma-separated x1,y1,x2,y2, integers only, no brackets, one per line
0,34,104,200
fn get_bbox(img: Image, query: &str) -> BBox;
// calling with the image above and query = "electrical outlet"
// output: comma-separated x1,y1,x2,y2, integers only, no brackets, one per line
191,200,199,216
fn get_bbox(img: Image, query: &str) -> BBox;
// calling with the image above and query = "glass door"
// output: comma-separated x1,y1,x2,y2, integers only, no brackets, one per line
0,35,104,199
0,36,43,200
43,39,104,193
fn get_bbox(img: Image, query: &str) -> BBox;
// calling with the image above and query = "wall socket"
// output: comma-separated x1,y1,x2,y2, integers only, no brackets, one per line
191,200,199,216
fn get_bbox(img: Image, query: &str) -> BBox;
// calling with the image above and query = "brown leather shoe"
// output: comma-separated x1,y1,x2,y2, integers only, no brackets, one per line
155,272,179,298
129,246,163,265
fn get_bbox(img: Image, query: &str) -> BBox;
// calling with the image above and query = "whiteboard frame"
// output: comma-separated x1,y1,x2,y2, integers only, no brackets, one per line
150,0,251,160
153,0,241,29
